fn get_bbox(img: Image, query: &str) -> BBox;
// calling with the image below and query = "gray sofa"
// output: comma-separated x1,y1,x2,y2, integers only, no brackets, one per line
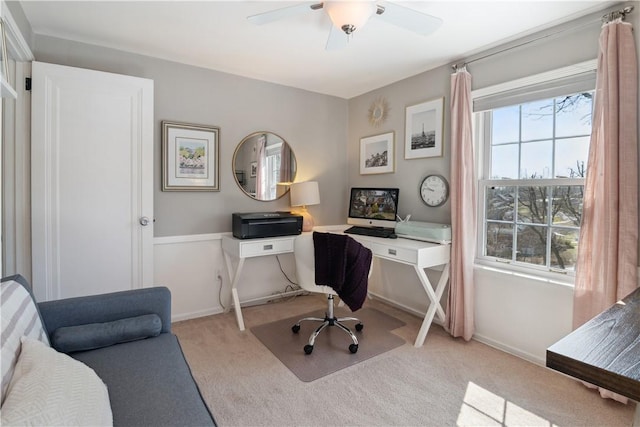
3,274,216,426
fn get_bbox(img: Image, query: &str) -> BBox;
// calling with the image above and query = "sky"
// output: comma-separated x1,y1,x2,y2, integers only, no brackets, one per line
490,94,592,179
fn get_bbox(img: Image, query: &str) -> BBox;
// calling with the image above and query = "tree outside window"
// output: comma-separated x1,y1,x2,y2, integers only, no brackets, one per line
480,92,592,274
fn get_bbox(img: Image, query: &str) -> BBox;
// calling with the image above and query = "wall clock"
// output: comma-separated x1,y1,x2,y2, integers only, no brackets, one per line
420,174,449,207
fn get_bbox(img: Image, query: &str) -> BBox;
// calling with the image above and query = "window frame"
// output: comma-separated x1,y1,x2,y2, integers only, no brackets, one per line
472,60,597,284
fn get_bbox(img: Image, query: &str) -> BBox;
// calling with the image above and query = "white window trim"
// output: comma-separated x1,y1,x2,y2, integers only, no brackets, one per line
472,59,597,285
471,59,597,100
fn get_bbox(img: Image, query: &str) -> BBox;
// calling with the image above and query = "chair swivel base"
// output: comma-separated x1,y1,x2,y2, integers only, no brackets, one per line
291,295,363,355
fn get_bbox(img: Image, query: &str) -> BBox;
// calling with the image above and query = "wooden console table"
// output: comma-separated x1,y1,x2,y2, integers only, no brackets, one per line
546,287,640,424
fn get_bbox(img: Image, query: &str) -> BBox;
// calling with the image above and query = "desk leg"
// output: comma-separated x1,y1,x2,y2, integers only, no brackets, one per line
413,262,450,348
223,252,246,331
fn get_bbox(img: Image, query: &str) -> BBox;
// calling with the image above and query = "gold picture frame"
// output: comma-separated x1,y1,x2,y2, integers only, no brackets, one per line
162,121,220,191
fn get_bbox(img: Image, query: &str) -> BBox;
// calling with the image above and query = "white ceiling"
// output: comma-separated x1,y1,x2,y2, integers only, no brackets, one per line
20,1,617,99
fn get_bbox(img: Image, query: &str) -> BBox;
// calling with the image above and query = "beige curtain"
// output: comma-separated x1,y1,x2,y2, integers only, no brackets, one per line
573,20,638,403
446,67,476,341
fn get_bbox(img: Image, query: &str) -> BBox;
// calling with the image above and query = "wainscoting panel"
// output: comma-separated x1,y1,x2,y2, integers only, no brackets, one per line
154,233,299,322
154,233,613,367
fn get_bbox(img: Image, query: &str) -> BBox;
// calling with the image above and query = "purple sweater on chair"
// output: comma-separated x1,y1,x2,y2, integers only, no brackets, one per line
312,232,373,311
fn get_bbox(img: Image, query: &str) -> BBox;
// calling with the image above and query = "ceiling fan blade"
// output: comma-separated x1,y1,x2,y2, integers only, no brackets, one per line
377,2,442,36
247,3,322,25
325,23,348,51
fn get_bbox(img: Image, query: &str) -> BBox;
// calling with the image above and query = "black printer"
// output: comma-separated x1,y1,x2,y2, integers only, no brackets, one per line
232,212,303,239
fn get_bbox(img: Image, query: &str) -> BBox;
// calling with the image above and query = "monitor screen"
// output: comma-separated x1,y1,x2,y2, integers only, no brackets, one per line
347,187,399,228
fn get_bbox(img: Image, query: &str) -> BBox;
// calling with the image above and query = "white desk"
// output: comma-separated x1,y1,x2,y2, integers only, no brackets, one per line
221,229,451,347
221,234,295,331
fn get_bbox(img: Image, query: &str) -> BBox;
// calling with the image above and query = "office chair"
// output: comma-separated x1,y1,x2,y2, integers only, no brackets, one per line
291,233,371,355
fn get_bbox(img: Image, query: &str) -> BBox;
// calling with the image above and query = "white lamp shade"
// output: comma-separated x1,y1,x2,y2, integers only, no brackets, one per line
324,1,376,32
290,181,320,207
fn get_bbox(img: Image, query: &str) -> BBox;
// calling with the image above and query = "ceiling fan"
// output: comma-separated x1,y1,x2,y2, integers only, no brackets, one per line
247,1,443,50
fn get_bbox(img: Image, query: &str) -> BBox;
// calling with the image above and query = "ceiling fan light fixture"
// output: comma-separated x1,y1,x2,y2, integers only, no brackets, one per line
324,1,376,35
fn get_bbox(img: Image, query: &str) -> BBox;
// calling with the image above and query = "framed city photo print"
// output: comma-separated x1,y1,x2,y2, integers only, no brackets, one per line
360,132,394,175
162,121,220,191
405,97,444,159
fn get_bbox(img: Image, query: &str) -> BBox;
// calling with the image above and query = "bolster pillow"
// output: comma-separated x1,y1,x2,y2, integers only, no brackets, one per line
51,314,162,353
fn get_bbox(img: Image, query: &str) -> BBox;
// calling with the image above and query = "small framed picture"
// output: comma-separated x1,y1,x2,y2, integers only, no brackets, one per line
250,161,257,178
360,132,395,175
162,121,220,191
405,97,444,159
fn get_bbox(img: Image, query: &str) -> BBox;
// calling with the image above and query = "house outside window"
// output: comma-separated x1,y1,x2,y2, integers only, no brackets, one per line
473,61,596,279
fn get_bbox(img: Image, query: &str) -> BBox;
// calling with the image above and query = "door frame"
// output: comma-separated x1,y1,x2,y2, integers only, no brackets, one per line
1,1,35,279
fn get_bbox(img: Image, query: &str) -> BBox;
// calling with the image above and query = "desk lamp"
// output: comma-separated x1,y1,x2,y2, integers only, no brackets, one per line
290,181,320,232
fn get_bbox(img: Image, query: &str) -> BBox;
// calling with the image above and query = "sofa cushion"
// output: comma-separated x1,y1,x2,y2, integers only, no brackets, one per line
72,333,216,426
0,337,112,426
0,276,50,405
51,314,162,353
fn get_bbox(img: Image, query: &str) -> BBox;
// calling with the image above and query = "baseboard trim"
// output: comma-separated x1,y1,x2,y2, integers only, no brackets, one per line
472,332,545,367
239,289,306,308
369,292,545,366
367,291,444,326
172,307,224,323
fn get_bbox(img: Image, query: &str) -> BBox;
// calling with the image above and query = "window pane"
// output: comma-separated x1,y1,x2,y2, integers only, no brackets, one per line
491,144,519,179
517,186,547,224
520,140,552,178
555,93,593,138
486,222,513,260
550,227,579,271
491,106,519,144
516,225,547,265
555,136,589,178
521,100,553,141
486,186,515,221
552,185,583,226
480,86,592,273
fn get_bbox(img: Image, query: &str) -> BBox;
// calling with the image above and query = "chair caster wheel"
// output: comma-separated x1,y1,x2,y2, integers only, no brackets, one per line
304,344,314,354
355,323,363,332
292,324,300,333
349,344,358,354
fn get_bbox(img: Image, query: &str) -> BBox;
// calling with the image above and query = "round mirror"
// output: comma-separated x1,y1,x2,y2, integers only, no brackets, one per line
232,132,297,201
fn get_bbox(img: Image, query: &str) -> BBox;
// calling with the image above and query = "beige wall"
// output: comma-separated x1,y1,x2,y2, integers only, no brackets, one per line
347,7,608,224
9,1,640,358
32,35,349,237
346,3,637,363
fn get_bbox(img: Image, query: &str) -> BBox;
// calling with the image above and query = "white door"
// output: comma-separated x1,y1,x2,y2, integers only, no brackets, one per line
31,61,154,301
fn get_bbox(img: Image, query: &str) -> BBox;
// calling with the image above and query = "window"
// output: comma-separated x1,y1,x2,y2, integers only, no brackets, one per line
475,64,595,276
258,142,283,200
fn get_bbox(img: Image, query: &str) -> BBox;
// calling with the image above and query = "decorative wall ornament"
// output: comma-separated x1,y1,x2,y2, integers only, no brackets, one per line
368,96,390,127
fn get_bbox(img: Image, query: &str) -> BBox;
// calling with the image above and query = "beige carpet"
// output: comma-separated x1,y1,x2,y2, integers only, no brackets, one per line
250,307,405,382
173,294,635,426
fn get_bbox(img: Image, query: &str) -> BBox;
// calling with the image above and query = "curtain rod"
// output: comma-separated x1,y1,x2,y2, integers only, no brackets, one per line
452,5,635,71
602,5,634,23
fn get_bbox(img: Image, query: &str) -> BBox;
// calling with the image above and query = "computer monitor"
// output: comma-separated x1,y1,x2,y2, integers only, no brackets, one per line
347,187,399,228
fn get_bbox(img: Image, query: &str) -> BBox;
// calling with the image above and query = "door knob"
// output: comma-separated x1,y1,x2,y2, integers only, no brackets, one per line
139,217,150,226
